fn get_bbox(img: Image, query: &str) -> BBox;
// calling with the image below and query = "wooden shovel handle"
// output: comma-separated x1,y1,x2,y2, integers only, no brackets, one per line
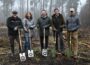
18,29,22,50
43,28,45,48
28,29,32,50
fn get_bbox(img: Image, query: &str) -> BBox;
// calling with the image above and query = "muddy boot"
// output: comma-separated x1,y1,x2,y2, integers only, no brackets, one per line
56,52,62,61
72,55,78,62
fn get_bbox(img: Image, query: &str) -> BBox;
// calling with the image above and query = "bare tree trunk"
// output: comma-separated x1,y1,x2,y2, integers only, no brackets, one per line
49,0,52,16
41,0,44,10
29,0,31,11
3,0,6,22
27,0,29,12
20,0,23,19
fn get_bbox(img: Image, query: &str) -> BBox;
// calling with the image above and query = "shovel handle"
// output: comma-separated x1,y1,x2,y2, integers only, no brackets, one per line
68,32,72,50
43,28,45,49
18,29,23,50
58,33,61,52
67,32,73,56
28,29,32,50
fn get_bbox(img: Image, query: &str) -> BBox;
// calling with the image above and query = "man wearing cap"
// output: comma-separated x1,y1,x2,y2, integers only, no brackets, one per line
66,8,80,59
7,11,23,56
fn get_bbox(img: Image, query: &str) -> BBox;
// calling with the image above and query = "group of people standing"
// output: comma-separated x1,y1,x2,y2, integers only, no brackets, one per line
6,8,80,60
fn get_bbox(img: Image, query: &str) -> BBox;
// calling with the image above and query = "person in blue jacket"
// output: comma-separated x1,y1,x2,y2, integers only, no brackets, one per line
66,8,80,59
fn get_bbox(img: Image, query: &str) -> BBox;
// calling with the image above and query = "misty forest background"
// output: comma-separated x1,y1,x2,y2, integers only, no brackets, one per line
0,0,89,27
0,0,90,65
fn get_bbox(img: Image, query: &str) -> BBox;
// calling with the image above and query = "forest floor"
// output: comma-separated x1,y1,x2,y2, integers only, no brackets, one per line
0,27,90,65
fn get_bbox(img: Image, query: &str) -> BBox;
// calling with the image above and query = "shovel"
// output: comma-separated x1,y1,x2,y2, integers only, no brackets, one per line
28,29,34,57
42,28,47,57
42,49,47,56
65,32,73,58
18,29,26,61
58,33,61,53
69,32,73,56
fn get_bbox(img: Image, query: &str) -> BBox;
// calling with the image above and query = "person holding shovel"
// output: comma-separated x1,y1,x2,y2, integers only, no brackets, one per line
37,10,51,56
22,12,35,54
52,8,65,55
66,8,80,60
7,11,23,56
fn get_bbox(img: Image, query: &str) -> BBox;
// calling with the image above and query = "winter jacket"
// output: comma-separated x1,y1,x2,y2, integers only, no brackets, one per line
66,15,80,32
22,18,35,30
52,14,65,32
22,18,35,37
37,16,51,36
7,16,23,36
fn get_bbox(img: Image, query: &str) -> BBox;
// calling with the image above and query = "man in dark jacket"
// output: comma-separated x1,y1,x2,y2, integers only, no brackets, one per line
37,10,51,55
52,8,65,55
66,8,80,59
7,11,23,56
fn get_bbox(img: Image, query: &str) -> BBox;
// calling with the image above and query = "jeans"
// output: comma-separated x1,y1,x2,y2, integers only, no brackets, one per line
24,32,31,52
56,31,64,53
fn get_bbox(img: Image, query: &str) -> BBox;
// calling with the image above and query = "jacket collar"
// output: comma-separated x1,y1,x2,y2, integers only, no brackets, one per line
41,16,48,19
52,13,61,17
70,15,76,17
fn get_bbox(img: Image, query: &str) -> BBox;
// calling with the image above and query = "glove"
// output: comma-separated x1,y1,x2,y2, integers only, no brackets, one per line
24,27,28,32
43,25,48,29
14,26,18,31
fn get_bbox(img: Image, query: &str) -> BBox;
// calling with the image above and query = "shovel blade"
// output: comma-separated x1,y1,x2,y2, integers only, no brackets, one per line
19,53,26,61
42,49,47,57
28,50,34,57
